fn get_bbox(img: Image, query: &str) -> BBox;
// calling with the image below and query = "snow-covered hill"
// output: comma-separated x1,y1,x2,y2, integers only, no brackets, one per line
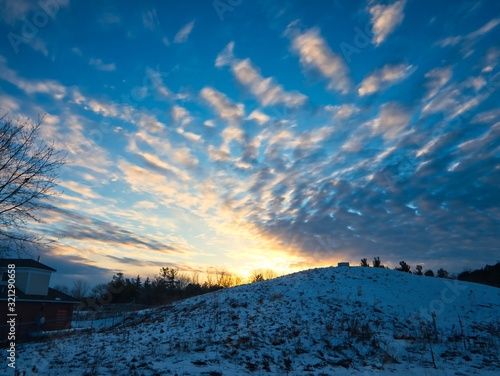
7,266,500,375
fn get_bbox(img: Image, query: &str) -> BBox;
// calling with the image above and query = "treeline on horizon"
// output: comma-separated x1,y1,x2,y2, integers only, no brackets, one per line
363,257,500,288
55,268,278,307
54,259,500,308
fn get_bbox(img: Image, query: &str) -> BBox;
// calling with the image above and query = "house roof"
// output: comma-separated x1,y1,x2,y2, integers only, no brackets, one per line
0,258,56,272
0,286,81,304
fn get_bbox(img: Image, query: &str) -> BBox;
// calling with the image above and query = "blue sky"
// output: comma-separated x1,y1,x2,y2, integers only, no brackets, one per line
0,0,499,287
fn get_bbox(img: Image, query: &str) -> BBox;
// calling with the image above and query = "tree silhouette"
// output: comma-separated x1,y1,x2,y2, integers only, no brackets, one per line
71,279,90,300
424,269,434,277
373,257,382,268
0,115,66,255
437,268,449,278
397,261,411,273
458,262,500,288
250,273,264,283
415,265,423,275
360,258,369,267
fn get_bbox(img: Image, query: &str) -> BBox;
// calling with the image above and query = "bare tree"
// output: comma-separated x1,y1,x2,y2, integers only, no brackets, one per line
190,270,200,285
262,268,278,280
248,268,278,283
71,279,90,300
177,272,191,290
0,115,66,255
53,284,70,295
91,283,110,299
249,271,264,283
205,267,215,288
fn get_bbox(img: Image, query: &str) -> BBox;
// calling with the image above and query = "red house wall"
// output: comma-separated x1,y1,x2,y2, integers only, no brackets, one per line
0,301,75,342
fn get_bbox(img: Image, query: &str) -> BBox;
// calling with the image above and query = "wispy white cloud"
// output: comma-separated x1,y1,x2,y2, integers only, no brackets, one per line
368,0,407,46
134,151,192,182
421,73,491,121
133,200,158,210
127,118,199,170
370,102,411,140
235,59,307,107
423,66,453,100
39,113,115,176
145,67,172,98
89,58,116,72
200,86,244,122
174,20,195,43
0,56,67,99
59,180,101,200
0,0,40,25
171,105,190,123
85,98,121,118
246,109,270,125
447,91,489,121
287,26,352,94
117,158,195,211
221,125,245,153
358,63,415,96
177,128,202,143
31,37,49,57
0,94,20,113
481,46,499,73
142,8,159,31
435,18,500,57
436,36,462,47
466,17,500,39
216,42,307,108
207,145,231,162
471,109,500,124
215,41,235,67
324,104,359,120
98,11,122,27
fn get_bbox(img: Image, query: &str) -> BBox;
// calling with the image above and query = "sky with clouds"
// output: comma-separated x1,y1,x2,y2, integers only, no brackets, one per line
0,0,499,286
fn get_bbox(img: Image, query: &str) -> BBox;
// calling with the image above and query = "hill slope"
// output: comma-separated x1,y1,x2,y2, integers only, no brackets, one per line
8,266,500,375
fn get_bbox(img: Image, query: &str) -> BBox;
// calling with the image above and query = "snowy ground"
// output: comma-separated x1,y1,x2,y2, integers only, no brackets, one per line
3,266,499,375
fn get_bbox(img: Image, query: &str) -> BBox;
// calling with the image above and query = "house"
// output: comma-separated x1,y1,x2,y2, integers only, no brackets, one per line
0,259,80,342
337,262,350,267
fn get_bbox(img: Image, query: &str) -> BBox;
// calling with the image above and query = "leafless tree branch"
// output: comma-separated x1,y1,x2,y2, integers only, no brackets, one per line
0,114,67,256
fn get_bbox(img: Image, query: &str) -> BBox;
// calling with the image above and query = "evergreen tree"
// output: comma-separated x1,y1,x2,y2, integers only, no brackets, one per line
397,261,411,273
437,268,449,278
